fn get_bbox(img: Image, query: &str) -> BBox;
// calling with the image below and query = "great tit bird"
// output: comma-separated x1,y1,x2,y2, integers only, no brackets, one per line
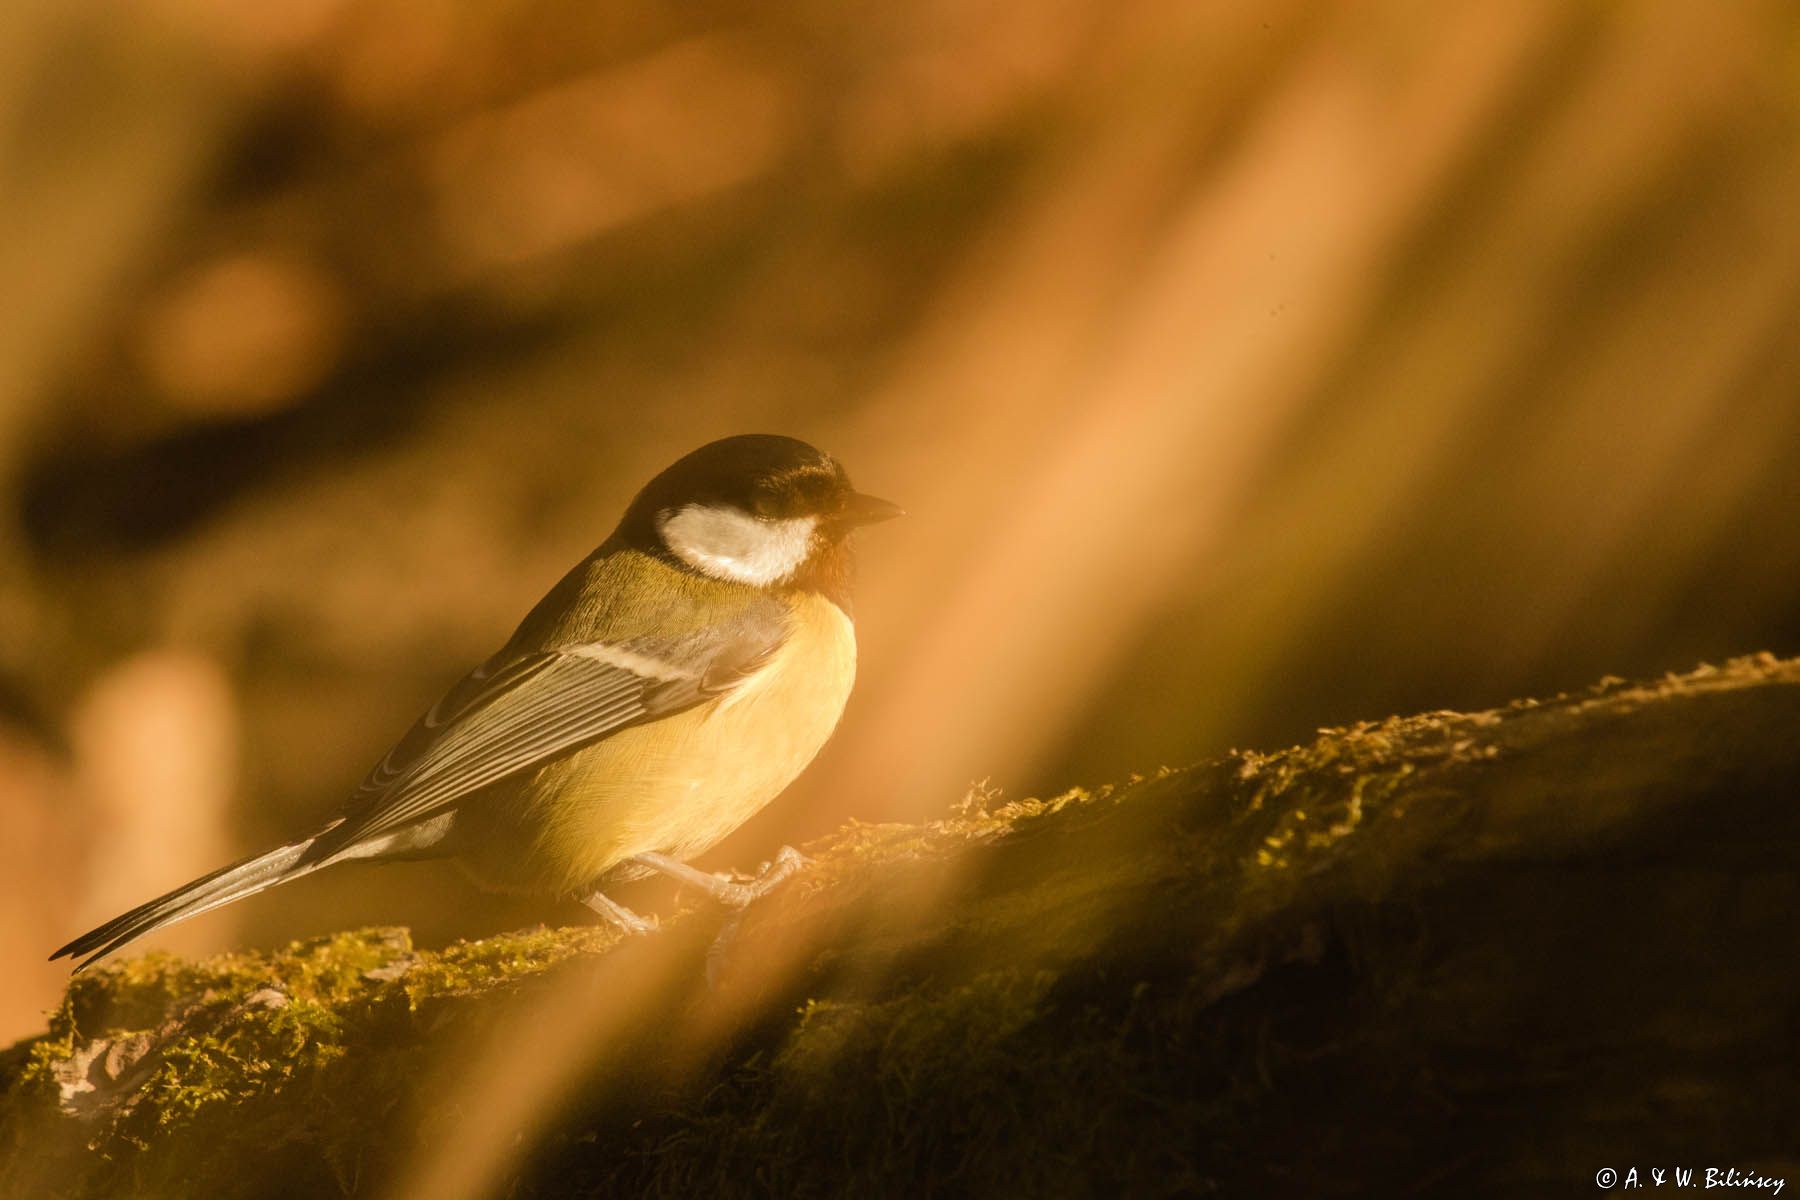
52,434,901,971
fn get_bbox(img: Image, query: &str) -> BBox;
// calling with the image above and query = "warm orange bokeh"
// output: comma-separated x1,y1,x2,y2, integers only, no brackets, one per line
2,1,1797,1191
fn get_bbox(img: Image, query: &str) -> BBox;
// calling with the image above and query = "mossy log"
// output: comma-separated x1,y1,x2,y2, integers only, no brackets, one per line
3,656,1798,1198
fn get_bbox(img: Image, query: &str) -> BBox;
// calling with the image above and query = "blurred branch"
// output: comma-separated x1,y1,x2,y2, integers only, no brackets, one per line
3,653,1796,1198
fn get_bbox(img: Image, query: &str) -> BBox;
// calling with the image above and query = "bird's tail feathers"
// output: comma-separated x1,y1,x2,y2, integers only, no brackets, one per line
50,840,326,972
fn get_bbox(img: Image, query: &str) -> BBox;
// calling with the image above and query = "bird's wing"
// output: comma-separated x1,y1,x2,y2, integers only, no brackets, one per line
308,613,788,859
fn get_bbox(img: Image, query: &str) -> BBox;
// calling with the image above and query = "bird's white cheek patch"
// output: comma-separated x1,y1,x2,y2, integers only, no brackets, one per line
658,505,818,586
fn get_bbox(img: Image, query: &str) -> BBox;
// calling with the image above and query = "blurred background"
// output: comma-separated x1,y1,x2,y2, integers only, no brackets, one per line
2,0,1798,1047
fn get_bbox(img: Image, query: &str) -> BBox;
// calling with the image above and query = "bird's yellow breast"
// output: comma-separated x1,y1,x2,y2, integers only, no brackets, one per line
465,593,856,895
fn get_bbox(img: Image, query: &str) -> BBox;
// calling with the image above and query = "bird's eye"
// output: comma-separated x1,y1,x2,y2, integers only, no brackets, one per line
748,491,782,518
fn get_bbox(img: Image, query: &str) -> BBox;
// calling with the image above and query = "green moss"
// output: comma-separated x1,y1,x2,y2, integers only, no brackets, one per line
3,655,1798,1199
0,922,646,1198
394,924,619,1003
628,970,1073,1197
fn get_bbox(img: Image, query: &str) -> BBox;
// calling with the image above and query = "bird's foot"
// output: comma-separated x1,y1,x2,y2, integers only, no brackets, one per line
716,845,813,908
706,847,813,986
581,890,659,936
628,847,814,986
629,846,812,910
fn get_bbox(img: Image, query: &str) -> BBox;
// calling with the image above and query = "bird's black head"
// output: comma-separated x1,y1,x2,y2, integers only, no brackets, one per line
618,435,901,597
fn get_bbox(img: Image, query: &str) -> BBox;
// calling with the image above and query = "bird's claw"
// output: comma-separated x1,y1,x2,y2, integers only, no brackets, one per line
705,845,811,986
718,844,811,909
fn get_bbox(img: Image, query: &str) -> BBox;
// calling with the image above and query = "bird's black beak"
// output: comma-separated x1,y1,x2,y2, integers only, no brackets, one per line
840,492,905,527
